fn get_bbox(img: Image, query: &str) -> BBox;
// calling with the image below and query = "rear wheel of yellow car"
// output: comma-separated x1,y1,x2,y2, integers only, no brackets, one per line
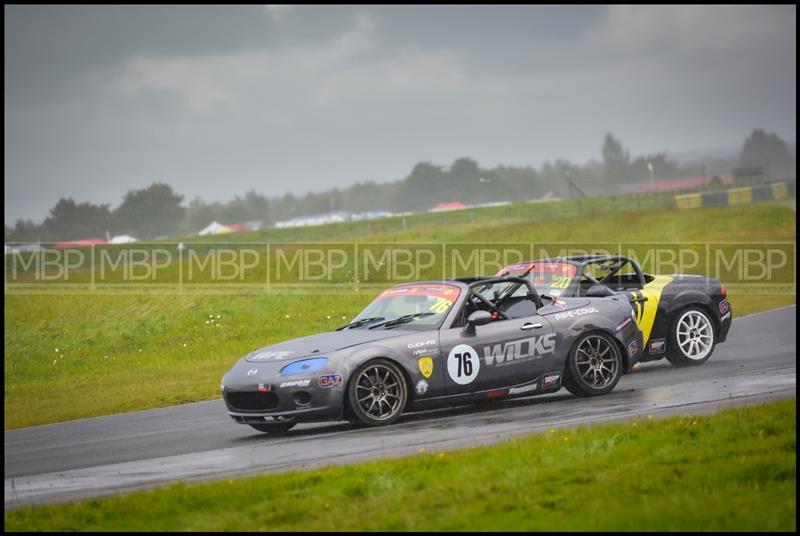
666,306,716,367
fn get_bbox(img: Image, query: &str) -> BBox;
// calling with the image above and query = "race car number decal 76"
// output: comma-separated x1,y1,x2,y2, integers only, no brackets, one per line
447,344,480,385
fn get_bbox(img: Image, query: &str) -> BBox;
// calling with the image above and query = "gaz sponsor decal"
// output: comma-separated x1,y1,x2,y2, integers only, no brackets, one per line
447,344,481,385
649,338,667,354
408,339,437,356
542,372,561,389
415,379,429,395
418,357,434,378
482,334,557,367
279,379,311,388
627,339,639,357
318,374,343,389
249,350,295,362
508,382,538,395
553,307,599,320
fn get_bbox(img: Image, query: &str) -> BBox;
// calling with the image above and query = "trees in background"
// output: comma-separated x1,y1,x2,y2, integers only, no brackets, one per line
40,198,111,241
739,129,796,180
6,129,792,243
111,183,184,239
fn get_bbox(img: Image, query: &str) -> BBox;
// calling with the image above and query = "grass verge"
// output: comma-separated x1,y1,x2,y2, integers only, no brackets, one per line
5,399,796,531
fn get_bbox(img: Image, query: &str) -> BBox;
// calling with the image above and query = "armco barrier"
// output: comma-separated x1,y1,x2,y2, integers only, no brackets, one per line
675,181,795,209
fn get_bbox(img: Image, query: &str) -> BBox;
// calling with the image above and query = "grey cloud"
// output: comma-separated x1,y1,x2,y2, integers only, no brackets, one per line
4,5,796,223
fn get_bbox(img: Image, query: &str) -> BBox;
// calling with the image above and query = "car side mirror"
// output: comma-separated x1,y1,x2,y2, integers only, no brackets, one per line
586,284,615,297
464,310,492,334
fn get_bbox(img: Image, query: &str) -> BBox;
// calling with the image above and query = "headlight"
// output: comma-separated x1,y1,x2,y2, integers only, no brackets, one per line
279,357,329,376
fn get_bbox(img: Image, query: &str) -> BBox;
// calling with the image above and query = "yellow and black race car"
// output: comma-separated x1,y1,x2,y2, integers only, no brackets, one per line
496,255,732,366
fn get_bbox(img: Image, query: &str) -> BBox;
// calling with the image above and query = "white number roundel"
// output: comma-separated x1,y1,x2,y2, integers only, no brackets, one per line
447,344,480,385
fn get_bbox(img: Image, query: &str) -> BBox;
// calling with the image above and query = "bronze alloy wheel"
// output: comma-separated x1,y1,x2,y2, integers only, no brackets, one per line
349,359,408,426
564,332,623,397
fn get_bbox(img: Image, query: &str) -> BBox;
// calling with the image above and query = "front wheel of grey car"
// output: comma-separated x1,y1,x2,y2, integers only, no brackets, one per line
249,417,297,434
348,359,408,427
563,332,623,397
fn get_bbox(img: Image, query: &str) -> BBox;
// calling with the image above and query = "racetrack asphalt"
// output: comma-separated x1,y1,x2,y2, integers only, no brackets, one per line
4,305,796,509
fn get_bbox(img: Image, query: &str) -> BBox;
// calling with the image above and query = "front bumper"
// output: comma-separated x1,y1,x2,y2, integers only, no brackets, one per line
222,380,347,424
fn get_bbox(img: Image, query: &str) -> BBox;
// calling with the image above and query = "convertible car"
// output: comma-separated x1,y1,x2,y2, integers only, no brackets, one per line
496,255,732,367
221,275,642,433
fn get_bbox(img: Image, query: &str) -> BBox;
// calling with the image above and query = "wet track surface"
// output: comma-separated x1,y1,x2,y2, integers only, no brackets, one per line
4,305,796,509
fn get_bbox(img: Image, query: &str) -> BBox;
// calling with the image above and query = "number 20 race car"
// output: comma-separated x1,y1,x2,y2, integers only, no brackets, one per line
221,275,643,433
496,255,732,367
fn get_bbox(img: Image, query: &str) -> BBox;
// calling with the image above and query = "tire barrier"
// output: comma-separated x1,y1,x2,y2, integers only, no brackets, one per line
675,181,796,210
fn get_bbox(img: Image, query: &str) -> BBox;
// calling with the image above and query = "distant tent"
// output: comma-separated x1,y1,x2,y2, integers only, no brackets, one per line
110,235,138,244
197,221,233,236
53,237,107,249
431,201,466,212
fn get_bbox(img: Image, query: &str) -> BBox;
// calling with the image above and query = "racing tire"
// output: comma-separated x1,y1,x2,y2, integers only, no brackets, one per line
666,306,716,367
348,358,408,427
249,417,297,434
563,332,623,397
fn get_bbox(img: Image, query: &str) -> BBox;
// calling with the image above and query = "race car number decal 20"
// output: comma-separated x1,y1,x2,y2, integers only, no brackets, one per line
447,344,481,385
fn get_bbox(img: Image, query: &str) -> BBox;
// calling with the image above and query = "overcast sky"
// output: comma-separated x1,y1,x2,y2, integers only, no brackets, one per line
4,5,796,223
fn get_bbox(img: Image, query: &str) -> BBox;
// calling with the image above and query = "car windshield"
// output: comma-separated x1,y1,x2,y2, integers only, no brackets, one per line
495,262,577,297
350,284,461,329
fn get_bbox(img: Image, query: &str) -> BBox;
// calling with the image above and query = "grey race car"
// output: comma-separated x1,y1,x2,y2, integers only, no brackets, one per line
221,275,643,433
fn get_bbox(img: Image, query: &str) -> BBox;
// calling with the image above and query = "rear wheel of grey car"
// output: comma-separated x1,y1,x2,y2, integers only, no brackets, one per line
348,359,408,427
666,306,716,367
564,332,623,397
249,417,296,434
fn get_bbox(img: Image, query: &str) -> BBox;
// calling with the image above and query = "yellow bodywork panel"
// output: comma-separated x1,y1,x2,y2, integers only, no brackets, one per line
630,275,674,344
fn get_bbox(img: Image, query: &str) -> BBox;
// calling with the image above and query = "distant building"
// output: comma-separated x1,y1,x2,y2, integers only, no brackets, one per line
273,212,350,228
53,237,107,249
350,211,394,221
731,165,767,186
226,220,264,233
431,201,466,212
4,243,44,255
621,176,733,194
110,235,138,244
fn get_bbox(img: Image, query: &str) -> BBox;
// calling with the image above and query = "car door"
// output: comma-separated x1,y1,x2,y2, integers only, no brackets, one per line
438,314,555,395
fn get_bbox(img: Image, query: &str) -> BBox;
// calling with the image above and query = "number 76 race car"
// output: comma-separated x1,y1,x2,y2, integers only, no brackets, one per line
221,275,643,433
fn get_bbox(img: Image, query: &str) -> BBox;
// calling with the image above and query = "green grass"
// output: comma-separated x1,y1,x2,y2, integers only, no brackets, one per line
4,202,796,428
5,400,796,531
